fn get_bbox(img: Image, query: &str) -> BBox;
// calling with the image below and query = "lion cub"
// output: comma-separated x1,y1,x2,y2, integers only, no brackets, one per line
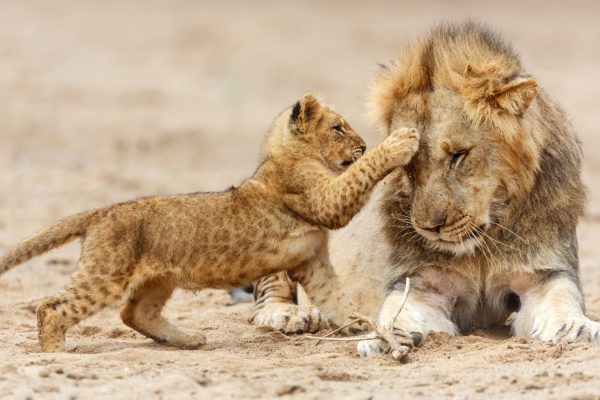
0,93,419,352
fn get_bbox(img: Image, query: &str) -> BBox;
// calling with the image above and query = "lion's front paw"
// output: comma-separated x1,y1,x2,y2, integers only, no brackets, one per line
357,338,391,357
251,303,328,334
382,127,420,167
356,328,421,358
529,315,600,344
336,319,370,336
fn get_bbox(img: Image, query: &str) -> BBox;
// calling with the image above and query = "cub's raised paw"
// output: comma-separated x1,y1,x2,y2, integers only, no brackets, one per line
529,315,600,344
251,303,328,334
383,127,420,167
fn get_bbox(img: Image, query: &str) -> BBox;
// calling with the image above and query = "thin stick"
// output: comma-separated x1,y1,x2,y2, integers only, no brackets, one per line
304,277,413,362
304,332,380,342
392,277,410,326
314,316,363,345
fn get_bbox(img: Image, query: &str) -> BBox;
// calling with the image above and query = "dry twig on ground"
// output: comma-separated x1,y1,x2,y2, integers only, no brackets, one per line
305,277,413,361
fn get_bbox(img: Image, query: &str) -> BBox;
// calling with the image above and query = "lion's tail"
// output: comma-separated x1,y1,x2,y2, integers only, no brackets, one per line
0,209,102,275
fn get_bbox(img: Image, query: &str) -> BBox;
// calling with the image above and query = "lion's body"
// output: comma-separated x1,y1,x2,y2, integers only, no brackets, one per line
0,93,419,352
251,23,599,353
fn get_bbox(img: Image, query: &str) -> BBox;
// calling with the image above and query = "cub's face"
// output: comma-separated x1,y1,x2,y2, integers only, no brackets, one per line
399,90,509,255
289,93,367,173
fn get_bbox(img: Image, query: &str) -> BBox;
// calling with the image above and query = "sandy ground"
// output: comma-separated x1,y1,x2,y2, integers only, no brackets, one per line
1,1,600,399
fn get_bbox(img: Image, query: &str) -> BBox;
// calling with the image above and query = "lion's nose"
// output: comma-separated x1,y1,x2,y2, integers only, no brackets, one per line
415,213,447,233
418,224,443,234
360,144,367,154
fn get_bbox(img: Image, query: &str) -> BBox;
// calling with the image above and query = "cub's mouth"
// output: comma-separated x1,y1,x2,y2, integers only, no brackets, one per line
339,147,366,168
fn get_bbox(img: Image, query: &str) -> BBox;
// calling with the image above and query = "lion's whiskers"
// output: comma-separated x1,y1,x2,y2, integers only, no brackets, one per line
471,223,516,252
472,216,529,244
468,222,496,266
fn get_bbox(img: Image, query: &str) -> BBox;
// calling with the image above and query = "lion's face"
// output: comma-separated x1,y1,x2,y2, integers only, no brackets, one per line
405,89,510,255
369,26,545,257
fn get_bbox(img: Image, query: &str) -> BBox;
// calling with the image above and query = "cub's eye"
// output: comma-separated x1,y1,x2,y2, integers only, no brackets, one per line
332,125,346,136
450,151,467,167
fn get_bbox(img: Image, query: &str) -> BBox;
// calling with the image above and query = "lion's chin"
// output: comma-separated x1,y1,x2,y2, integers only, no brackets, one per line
425,235,483,256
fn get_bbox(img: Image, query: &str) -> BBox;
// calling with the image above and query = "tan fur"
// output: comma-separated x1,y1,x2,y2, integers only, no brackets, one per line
250,180,394,333
358,22,598,356
251,272,328,334
247,23,599,353
0,93,419,352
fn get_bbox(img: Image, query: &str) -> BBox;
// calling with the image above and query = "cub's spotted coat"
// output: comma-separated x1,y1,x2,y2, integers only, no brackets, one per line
0,93,419,352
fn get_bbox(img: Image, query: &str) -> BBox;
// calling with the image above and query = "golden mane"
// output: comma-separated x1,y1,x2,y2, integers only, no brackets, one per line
370,21,546,198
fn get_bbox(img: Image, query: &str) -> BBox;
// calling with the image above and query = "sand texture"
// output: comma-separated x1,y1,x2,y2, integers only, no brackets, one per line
1,1,600,399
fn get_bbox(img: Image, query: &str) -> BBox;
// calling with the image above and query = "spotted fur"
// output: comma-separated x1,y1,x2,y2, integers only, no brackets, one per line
251,272,327,333
0,93,419,352
249,23,599,355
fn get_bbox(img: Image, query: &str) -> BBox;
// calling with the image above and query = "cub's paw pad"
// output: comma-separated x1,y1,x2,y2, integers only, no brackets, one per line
252,304,327,334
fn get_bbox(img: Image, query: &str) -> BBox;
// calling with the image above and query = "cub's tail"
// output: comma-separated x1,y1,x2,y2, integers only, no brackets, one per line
0,209,102,275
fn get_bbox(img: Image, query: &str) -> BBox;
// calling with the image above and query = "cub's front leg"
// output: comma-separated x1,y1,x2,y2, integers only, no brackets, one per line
288,251,366,334
283,127,420,230
512,273,600,343
357,278,458,357
250,272,328,334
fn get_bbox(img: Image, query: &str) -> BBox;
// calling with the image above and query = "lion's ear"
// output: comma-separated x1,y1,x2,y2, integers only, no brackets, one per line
493,77,538,117
289,93,322,135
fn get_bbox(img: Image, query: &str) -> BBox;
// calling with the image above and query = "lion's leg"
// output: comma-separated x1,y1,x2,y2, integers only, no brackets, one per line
36,248,132,352
288,255,364,333
512,273,599,344
250,272,327,334
120,276,207,349
357,279,458,357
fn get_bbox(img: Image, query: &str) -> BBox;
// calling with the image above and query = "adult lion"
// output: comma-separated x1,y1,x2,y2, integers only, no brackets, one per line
251,22,599,355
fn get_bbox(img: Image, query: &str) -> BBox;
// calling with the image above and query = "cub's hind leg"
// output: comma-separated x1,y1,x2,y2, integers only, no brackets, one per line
251,272,327,334
36,253,132,352
120,276,206,349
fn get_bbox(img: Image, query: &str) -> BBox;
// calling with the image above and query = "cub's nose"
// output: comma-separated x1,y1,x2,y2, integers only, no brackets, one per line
360,144,367,154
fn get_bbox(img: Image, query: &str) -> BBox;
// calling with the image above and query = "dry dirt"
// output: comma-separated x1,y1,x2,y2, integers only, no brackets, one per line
1,1,600,399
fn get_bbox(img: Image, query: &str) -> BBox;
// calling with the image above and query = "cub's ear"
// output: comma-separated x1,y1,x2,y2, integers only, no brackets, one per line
289,93,322,134
493,76,538,117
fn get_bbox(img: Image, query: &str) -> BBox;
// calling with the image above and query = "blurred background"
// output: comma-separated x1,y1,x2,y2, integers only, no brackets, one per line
1,0,600,244
1,2,600,398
